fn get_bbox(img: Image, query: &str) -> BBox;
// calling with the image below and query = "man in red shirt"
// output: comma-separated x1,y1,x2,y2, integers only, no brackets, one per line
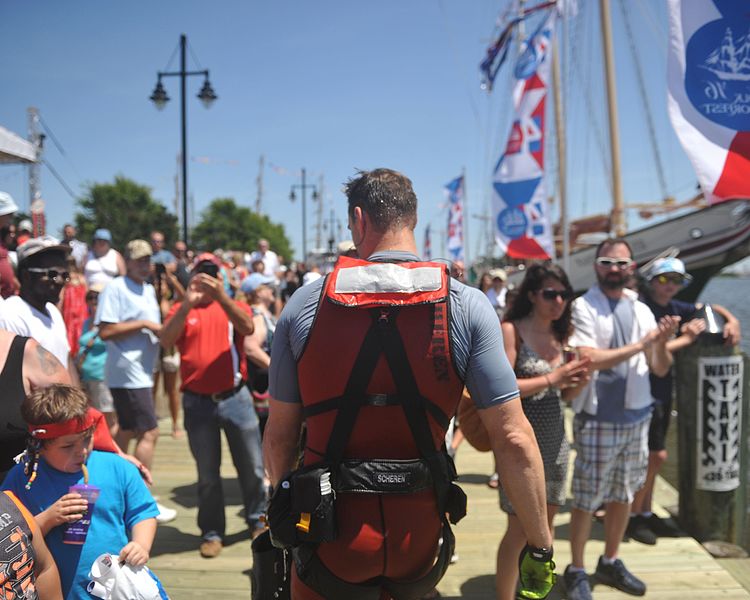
160,253,266,559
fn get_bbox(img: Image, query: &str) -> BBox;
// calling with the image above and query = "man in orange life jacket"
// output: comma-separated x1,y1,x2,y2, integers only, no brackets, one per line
263,168,553,600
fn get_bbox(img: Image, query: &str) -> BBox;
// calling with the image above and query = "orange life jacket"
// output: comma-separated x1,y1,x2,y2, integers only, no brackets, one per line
293,257,465,597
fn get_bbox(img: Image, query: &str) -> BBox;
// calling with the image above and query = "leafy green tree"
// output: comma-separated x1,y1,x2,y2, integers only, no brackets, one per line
192,198,293,260
74,176,179,248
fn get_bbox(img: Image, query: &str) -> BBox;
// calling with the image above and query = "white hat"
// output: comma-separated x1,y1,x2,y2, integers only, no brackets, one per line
648,257,692,284
0,192,19,217
488,268,507,282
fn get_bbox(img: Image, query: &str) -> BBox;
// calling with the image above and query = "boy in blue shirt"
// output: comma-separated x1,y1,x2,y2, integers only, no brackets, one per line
3,384,159,599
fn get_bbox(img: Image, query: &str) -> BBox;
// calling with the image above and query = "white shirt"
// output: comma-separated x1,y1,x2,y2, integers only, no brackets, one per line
485,286,507,310
95,276,160,389
84,248,120,288
249,249,280,279
0,295,70,366
568,286,657,416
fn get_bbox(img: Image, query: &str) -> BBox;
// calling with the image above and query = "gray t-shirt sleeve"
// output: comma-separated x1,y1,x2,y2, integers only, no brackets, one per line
450,283,520,408
268,278,325,403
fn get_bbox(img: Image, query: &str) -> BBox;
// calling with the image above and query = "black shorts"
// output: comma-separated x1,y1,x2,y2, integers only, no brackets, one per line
648,399,672,452
110,387,158,433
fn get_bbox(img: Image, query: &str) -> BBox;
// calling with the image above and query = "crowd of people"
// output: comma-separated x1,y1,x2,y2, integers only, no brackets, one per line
0,175,743,600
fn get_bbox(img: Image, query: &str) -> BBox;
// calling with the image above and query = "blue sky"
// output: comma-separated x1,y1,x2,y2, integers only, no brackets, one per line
0,0,697,262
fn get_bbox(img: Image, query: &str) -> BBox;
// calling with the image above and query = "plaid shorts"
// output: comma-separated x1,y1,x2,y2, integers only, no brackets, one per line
571,415,650,512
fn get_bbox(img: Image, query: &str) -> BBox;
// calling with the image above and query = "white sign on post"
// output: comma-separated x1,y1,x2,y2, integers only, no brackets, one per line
696,355,743,492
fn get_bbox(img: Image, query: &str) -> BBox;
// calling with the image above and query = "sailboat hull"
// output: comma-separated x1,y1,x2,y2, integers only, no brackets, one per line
560,199,750,302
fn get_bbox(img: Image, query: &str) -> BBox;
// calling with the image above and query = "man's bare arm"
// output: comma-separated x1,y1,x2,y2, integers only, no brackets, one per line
479,397,552,550
263,398,303,488
99,320,161,341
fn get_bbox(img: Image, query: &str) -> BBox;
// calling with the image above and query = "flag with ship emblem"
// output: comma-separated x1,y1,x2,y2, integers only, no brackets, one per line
445,175,464,261
491,11,555,259
667,0,750,203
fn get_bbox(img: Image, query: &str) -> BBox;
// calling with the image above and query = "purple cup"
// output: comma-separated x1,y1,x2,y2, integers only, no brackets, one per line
63,484,100,545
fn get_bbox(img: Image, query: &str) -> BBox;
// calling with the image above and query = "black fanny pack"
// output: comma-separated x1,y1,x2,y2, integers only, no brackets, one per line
267,464,337,549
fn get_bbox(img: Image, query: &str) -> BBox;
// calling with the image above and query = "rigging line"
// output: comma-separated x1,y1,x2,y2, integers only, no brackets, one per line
38,116,85,181
435,0,482,128
37,115,66,156
42,160,77,201
634,0,666,43
618,0,669,201
570,3,611,198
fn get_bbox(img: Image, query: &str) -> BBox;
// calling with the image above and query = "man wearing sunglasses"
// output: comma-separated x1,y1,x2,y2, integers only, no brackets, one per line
626,257,740,546
0,236,79,384
562,238,680,600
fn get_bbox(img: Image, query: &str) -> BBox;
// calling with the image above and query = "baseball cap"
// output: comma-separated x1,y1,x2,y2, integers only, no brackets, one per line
0,192,19,217
93,228,112,242
240,272,275,294
125,239,152,260
192,252,222,270
16,235,71,265
17,219,32,232
648,257,692,283
489,268,508,282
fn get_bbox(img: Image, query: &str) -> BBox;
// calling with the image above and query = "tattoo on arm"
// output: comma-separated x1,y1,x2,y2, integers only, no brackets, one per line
36,345,62,375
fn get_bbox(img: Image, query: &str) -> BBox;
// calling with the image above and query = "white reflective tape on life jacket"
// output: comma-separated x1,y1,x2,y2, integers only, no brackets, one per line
335,263,443,294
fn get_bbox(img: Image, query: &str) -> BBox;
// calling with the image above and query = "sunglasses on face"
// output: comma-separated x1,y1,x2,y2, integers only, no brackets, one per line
654,274,686,285
539,288,574,301
595,257,634,269
26,267,70,283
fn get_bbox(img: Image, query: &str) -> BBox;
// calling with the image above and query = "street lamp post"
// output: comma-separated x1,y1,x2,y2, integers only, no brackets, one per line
289,168,318,261
150,34,217,245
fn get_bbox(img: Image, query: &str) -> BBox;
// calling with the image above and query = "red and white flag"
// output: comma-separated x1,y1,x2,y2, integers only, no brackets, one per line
667,0,750,204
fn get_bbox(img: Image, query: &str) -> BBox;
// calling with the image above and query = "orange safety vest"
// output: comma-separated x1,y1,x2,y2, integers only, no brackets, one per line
294,257,465,597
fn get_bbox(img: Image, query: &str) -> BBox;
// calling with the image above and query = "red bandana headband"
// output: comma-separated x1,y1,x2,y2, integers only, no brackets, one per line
28,407,98,440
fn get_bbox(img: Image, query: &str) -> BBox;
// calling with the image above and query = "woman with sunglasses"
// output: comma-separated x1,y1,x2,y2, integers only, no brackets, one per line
495,263,591,600
625,257,740,545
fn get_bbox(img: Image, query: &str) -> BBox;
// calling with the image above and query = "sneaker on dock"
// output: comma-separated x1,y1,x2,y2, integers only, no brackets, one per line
594,556,646,596
563,565,592,600
625,514,657,545
155,502,177,524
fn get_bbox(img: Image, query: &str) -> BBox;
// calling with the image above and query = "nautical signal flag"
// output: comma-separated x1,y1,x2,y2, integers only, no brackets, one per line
492,11,555,260
445,175,464,262
667,0,750,203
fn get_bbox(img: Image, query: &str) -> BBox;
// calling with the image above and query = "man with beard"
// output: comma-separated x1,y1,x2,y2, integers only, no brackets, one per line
562,238,679,600
0,236,79,383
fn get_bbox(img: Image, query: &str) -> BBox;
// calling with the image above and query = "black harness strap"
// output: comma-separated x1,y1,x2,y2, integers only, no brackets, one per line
322,319,383,467
374,307,454,513
303,394,450,430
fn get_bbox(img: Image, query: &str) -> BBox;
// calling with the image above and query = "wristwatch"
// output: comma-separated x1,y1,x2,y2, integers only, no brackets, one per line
525,545,554,562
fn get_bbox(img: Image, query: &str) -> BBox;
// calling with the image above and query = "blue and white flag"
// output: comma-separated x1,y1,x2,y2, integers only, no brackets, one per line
445,175,464,262
492,11,556,259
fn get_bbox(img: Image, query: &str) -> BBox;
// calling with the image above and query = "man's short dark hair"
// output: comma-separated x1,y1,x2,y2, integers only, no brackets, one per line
344,169,417,232
595,237,633,259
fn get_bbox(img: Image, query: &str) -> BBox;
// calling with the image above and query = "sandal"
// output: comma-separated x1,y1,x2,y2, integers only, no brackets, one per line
487,472,500,489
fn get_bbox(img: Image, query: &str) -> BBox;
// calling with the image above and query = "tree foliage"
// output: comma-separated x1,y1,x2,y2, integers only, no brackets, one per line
74,176,179,248
191,198,293,260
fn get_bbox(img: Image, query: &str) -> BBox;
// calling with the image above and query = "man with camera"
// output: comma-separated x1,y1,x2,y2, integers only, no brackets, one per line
160,253,267,559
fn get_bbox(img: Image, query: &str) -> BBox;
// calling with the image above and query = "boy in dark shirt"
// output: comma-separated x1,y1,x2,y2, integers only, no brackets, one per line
628,257,740,544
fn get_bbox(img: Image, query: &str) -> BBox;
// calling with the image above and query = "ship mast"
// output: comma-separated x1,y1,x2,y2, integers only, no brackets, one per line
551,34,568,271
599,0,626,237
